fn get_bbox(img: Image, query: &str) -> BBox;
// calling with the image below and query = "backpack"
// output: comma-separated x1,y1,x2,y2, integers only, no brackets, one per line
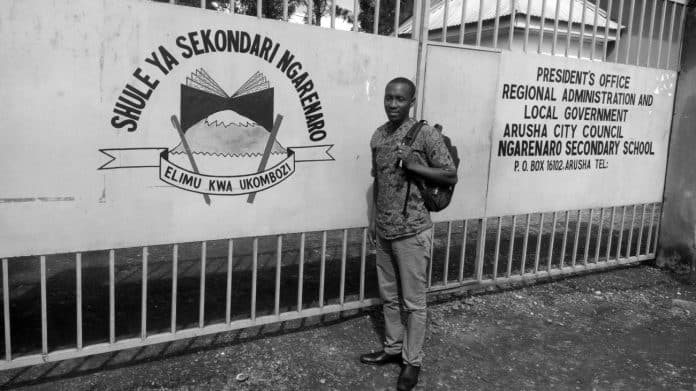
401,120,460,215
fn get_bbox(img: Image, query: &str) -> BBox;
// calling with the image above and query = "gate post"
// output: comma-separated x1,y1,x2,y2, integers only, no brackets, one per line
414,0,430,119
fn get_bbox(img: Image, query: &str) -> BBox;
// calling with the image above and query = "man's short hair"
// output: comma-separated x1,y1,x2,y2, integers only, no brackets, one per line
387,77,416,99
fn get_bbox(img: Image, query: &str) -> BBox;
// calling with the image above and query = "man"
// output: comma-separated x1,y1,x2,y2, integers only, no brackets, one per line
361,77,457,391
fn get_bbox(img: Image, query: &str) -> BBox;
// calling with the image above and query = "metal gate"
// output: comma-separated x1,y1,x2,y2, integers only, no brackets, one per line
0,0,687,370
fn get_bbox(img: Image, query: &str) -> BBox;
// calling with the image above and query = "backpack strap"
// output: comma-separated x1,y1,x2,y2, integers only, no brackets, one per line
402,120,427,216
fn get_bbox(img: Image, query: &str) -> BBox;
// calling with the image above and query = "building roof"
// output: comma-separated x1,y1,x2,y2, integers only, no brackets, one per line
399,0,620,35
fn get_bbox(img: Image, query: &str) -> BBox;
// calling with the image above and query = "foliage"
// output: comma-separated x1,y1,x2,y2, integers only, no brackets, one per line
152,0,298,19
358,0,413,35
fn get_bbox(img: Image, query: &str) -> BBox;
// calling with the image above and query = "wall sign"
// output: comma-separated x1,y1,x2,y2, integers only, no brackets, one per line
99,30,334,202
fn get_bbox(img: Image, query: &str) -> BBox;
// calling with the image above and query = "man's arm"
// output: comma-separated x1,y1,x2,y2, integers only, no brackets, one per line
368,151,378,242
402,162,457,185
397,125,458,186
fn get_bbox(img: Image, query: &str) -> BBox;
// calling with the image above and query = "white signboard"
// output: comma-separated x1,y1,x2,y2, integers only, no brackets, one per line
0,0,418,257
485,52,676,216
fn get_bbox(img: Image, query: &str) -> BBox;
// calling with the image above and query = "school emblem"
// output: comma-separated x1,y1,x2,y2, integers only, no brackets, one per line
99,30,334,204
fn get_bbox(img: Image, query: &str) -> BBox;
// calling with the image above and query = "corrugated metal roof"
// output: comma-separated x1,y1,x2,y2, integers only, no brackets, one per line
399,0,620,34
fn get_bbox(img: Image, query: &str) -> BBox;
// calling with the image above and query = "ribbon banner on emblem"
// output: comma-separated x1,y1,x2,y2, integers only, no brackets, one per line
98,145,333,196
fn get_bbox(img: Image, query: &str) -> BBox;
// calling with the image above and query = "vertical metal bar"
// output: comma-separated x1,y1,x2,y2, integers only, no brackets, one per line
571,210,581,267
560,211,570,268
353,0,360,31
475,218,486,281
172,244,178,332
645,203,657,254
493,217,502,280
319,231,327,308
521,214,531,274
340,230,348,305
624,0,636,64
427,228,435,287
493,0,501,48
636,204,647,255
656,0,668,67
665,1,677,69
538,0,548,54
508,0,516,51
443,222,452,284
2,258,10,361
443,0,450,42
603,0,614,61
646,0,658,66
547,212,557,271
606,206,616,261
626,204,637,258
523,0,532,52
613,0,624,63
578,0,588,58
393,0,401,36
506,215,517,278
76,253,82,350
225,240,232,325
257,0,262,17
283,0,289,21
459,220,469,282
476,0,484,46
40,256,47,354
565,0,575,57
616,205,627,260
636,0,648,65
200,0,205,8
274,235,283,316
651,207,662,254
583,209,593,265
307,0,313,24
675,4,687,71
590,0,599,60
594,208,605,263
199,242,206,328
251,238,258,320
109,249,115,344
534,213,544,273
141,247,148,339
459,0,468,44
298,233,306,311
374,0,381,34
360,228,367,302
551,0,560,55
331,0,336,28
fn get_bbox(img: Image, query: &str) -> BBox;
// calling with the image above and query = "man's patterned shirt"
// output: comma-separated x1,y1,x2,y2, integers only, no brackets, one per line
370,118,455,240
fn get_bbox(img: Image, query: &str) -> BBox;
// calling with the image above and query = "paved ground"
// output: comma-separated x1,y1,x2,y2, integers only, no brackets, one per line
1,264,695,390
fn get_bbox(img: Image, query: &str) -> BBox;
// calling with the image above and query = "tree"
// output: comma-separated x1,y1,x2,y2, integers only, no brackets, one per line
152,0,298,20
358,0,413,35
303,0,353,26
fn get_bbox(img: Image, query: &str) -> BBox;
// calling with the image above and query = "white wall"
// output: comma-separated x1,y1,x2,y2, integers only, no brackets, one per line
0,0,418,257
0,0,678,258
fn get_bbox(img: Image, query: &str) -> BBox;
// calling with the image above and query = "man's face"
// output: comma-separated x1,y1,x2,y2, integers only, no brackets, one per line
384,82,414,124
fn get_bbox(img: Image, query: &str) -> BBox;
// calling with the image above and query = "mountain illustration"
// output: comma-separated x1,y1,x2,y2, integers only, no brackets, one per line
173,69,283,156
172,110,285,156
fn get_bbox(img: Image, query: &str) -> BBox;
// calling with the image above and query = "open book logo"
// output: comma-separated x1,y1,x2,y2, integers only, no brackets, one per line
173,69,286,157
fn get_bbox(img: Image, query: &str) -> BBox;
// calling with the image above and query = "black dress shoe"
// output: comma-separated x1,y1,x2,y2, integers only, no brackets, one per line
397,364,420,391
359,351,402,365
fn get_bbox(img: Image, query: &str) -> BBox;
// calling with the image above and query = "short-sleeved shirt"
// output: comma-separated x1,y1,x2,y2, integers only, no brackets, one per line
370,118,455,240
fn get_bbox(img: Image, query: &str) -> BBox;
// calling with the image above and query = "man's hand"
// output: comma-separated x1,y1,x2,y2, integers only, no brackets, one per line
395,144,421,171
368,219,377,247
